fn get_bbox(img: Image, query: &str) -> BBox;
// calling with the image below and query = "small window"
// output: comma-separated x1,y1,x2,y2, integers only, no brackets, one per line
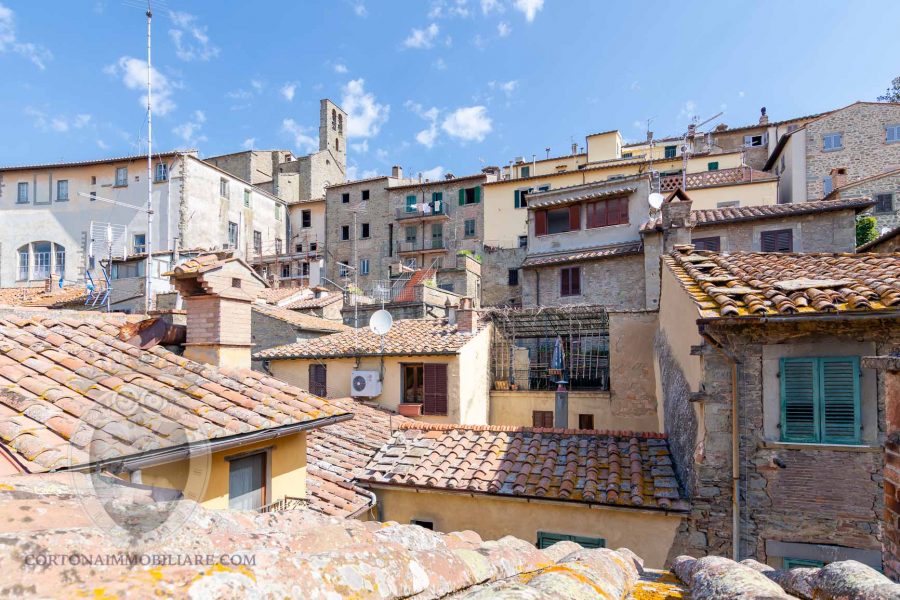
228,452,267,510
578,414,594,430
296,243,303,252
460,186,480,205
342,192,350,203
253,231,262,255
664,145,677,158
887,125,900,144
783,558,825,570
361,223,370,239
309,364,327,397
520,165,530,178
53,179,68,202
780,357,860,444
514,188,531,209
586,197,629,228
275,203,283,221
560,266,581,297
707,161,719,171
90,175,97,185
405,226,417,243
360,258,370,275
228,221,239,248
89,191,97,202
536,206,580,236
431,191,443,212
243,189,251,208
508,269,519,286
220,178,230,198
301,262,310,276
411,519,434,530
464,219,476,238
275,238,282,254
823,133,843,151
622,152,633,158
231,277,242,288
760,229,793,252
537,532,605,550
281,263,291,278
310,242,318,252
532,410,553,428
405,194,417,212
874,193,893,214
115,167,128,186
341,225,350,241
301,209,312,228
155,163,168,182
361,189,370,201
335,138,340,152
133,233,146,254
518,235,528,249
338,114,343,134
692,236,721,251
743,134,764,147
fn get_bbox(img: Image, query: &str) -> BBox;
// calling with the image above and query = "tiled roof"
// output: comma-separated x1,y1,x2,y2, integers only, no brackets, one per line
284,293,342,310
251,302,349,333
0,472,675,599
858,224,900,252
527,182,641,209
0,310,348,473
664,248,900,319
522,241,644,268
359,423,689,511
389,172,488,191
0,150,189,171
824,166,900,200
0,286,89,308
307,397,412,517
255,317,480,359
640,198,876,232
165,252,264,283
256,286,308,304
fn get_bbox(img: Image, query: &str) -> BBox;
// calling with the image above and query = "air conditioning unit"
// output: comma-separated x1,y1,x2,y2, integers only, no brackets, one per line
350,371,382,397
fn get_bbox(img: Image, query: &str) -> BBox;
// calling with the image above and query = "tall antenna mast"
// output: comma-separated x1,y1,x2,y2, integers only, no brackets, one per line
144,1,153,313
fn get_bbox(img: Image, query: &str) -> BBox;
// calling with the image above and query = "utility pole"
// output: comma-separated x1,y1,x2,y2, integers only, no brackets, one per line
144,1,154,314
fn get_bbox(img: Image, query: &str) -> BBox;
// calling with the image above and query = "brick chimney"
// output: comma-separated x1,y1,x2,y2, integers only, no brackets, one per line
456,297,476,334
660,189,694,251
391,165,403,179
167,253,266,370
830,167,848,191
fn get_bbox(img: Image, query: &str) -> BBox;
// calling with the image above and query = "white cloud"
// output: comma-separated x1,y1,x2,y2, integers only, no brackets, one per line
25,107,93,133
341,78,389,138
375,148,389,162
497,21,511,37
404,23,439,49
280,82,298,101
352,1,367,16
251,79,264,92
282,118,318,153
96,139,109,150
0,3,52,69
429,0,470,18
420,165,444,181
513,0,544,22
106,56,176,116
679,99,697,120
481,0,502,14
346,164,379,180
738,91,746,98
489,80,518,97
168,10,218,62
351,139,369,154
630,80,640,91
334,63,348,74
441,106,491,142
406,101,440,148
172,110,207,147
242,137,255,150
433,57,447,70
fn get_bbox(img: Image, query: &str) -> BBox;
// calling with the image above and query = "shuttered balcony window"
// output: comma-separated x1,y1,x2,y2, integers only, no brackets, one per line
422,363,448,416
760,228,793,252
780,357,861,444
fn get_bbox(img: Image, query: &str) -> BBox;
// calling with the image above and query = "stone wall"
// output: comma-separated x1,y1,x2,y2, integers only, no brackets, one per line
521,254,646,310
249,310,327,371
481,247,525,307
836,169,900,232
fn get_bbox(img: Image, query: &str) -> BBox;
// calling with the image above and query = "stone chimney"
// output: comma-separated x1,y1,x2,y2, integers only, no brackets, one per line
391,165,403,179
167,253,266,370
759,106,769,125
571,143,578,155
456,297,476,334
830,167,848,191
660,189,694,252
44,277,57,295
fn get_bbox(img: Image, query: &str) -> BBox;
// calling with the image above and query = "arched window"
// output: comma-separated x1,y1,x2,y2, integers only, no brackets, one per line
16,241,65,281
338,114,343,134
332,109,336,131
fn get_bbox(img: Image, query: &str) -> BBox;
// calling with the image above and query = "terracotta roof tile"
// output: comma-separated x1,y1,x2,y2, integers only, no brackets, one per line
358,423,688,511
664,248,900,318
251,303,349,333
522,241,643,268
256,286,309,304
0,310,348,472
283,293,343,310
0,286,89,308
255,317,481,359
640,198,876,233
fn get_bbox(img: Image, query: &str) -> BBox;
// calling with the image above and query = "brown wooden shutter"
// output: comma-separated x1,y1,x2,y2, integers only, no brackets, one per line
692,236,721,251
423,363,448,415
533,410,553,428
569,205,581,231
309,364,327,397
588,201,606,228
617,198,630,225
761,229,793,252
535,210,548,236
560,268,570,296
571,267,581,295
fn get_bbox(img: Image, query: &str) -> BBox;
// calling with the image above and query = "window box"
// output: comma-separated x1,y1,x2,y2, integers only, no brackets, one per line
398,402,423,417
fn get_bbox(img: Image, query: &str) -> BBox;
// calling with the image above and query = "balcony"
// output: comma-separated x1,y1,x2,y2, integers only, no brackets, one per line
258,496,308,513
397,238,447,254
395,201,449,221
659,166,771,193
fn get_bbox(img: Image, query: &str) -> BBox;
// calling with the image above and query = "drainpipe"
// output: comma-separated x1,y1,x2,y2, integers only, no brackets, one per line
701,330,741,561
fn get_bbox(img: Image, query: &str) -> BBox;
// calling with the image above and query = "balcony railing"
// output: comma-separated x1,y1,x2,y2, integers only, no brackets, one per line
258,496,308,513
659,166,760,192
396,201,448,220
397,238,447,253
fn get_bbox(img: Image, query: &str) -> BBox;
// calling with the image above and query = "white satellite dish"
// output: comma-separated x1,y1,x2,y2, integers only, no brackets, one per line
648,193,665,210
369,309,394,335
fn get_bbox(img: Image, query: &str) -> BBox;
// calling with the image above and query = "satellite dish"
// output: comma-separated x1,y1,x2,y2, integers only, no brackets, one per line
648,193,665,210
369,309,393,335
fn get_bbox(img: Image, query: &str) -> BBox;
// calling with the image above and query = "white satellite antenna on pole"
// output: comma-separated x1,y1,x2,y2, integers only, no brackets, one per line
648,192,665,213
369,309,393,336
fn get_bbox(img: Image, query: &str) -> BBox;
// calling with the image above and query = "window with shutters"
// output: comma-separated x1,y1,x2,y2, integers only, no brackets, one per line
586,197,628,229
822,133,843,151
664,145,677,158
780,357,860,444
888,125,900,144
228,452,268,510
532,410,553,428
578,414,594,430
537,532,605,550
406,194,417,212
692,236,722,251
309,364,327,397
760,229,793,252
301,210,312,228
521,165,530,178
537,206,579,236
402,364,424,404
707,161,719,171
459,186,481,205
874,193,894,213
560,266,581,297
422,363,448,415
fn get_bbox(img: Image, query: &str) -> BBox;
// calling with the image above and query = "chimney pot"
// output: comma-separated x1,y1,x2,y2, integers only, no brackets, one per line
392,165,403,178
660,190,694,251
829,167,848,192
571,143,578,155
759,106,769,125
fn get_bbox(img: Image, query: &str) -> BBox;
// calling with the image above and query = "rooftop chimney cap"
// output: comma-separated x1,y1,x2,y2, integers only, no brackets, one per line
445,172,455,180
391,165,403,178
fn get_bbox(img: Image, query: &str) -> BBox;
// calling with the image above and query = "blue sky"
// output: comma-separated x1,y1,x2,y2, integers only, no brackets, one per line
1,0,899,180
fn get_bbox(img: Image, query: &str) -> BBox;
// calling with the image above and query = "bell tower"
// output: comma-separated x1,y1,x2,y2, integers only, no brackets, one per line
319,99,347,171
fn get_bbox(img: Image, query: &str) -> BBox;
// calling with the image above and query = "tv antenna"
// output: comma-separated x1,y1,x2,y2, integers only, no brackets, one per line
87,221,129,311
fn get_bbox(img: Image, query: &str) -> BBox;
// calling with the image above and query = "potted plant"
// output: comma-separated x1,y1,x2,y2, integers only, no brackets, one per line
398,403,423,417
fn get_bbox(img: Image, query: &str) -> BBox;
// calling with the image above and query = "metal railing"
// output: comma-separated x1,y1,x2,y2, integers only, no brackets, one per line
258,496,308,513
397,238,447,253
395,201,447,220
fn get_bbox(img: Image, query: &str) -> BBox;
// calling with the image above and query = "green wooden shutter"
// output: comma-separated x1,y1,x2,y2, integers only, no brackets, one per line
514,189,521,208
780,358,818,442
819,357,860,443
459,189,465,206
406,195,417,212
474,186,481,203
537,532,605,550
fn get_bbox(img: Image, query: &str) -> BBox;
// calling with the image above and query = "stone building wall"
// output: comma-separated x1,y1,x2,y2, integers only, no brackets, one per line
521,254,646,310
482,247,526,307
836,169,900,232
804,102,900,200
204,150,290,186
